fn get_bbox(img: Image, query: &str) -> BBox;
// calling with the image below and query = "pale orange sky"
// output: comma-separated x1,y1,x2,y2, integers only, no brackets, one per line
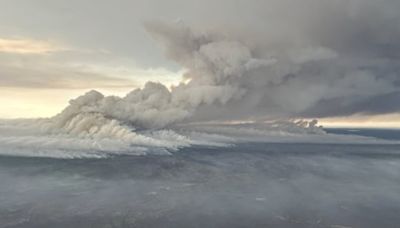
317,114,400,129
0,87,130,119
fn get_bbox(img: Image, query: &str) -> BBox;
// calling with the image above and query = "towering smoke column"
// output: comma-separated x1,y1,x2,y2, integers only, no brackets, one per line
42,22,279,138
41,20,391,139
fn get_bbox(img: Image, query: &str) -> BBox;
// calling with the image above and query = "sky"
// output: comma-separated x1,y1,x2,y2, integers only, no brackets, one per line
0,0,400,128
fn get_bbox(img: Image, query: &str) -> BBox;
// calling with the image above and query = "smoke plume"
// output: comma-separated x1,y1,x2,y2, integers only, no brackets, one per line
2,0,400,157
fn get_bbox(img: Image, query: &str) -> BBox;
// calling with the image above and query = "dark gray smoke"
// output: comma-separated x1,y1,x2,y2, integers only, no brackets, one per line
139,0,400,120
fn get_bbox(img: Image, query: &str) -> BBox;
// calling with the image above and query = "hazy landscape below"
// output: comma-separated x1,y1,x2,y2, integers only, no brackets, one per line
1,129,400,228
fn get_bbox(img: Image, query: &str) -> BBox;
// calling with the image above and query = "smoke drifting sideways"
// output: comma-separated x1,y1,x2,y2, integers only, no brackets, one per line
1,19,399,158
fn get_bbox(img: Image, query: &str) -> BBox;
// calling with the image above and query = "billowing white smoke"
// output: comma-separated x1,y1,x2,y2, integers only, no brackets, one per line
40,18,397,136
0,22,332,158
40,22,279,135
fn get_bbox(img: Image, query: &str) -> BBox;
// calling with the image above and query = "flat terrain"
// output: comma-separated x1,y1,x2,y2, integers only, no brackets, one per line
1,130,400,227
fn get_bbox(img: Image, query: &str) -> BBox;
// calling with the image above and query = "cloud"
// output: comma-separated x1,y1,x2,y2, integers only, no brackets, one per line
0,38,64,54
0,62,137,89
0,45,139,90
